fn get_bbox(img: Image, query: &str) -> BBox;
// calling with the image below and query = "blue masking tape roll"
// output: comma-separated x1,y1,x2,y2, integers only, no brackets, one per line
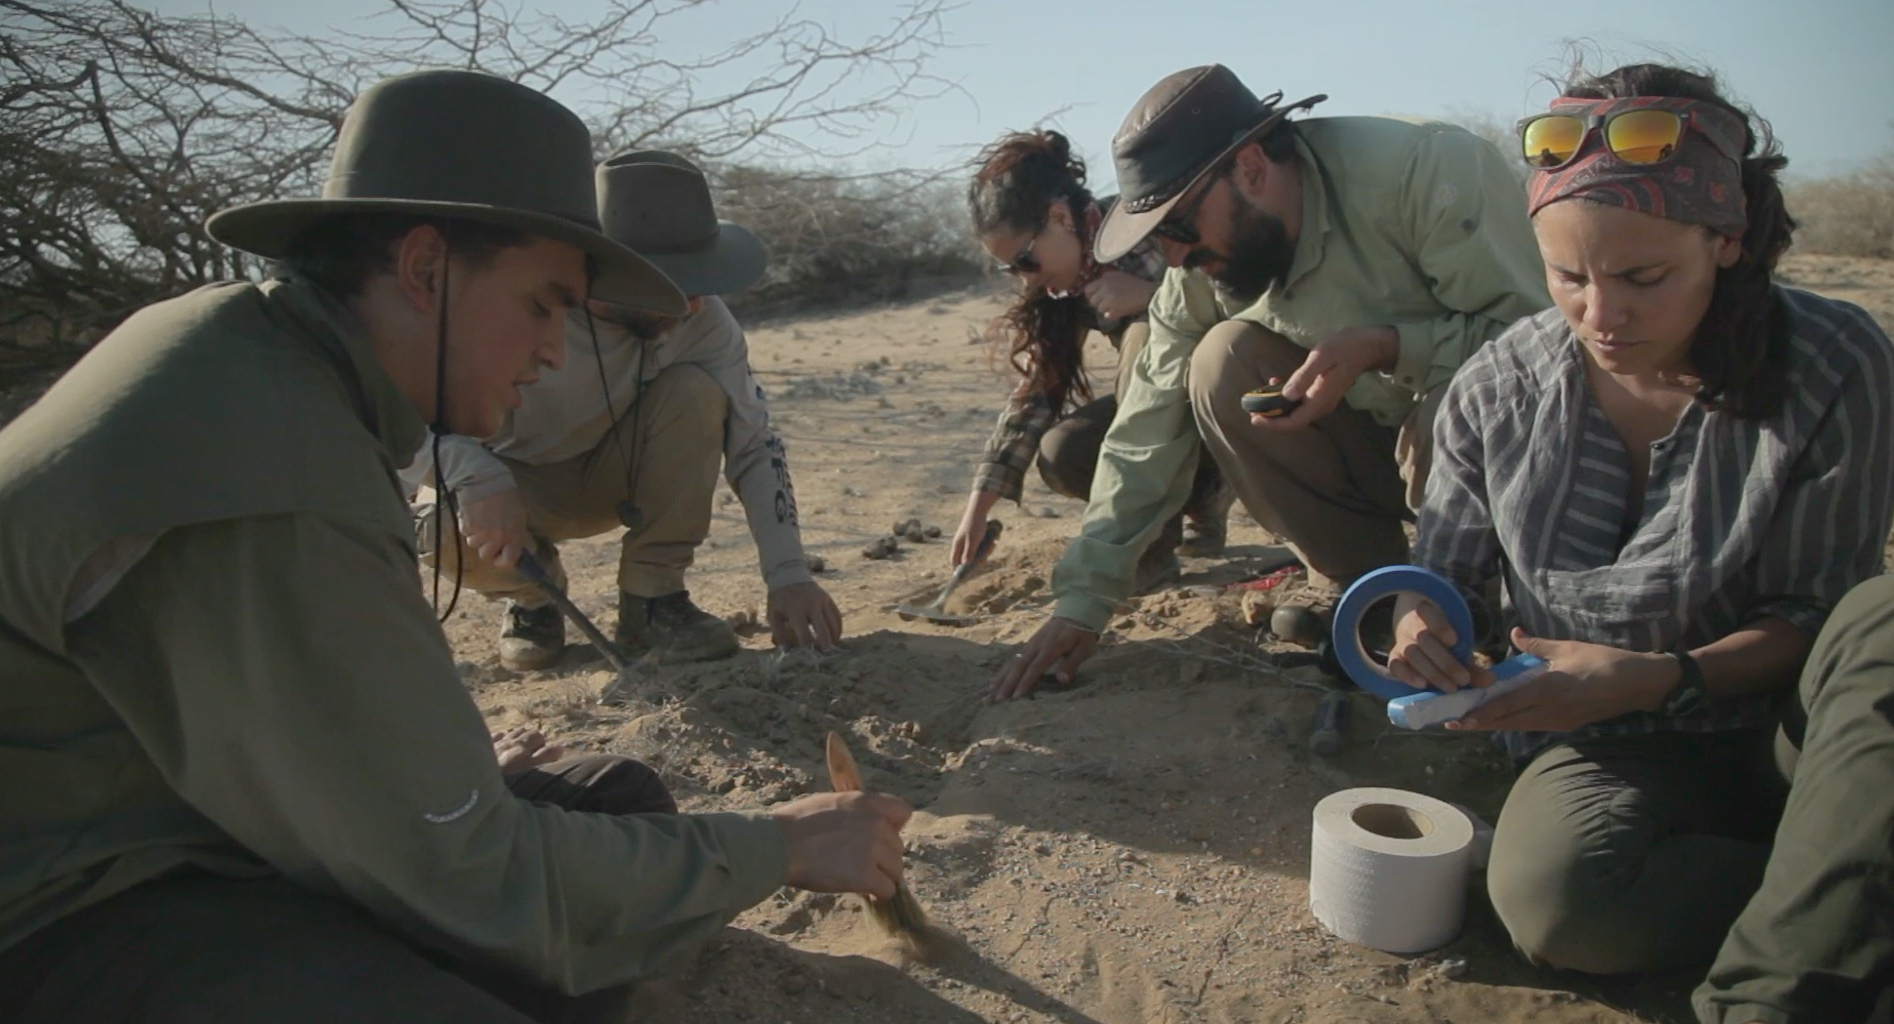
1331,566,1474,701
1333,565,1543,729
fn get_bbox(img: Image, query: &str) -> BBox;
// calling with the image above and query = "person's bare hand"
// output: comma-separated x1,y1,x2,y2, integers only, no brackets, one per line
1450,628,1678,733
951,491,1000,568
772,791,912,899
1249,326,1400,431
769,580,843,651
493,726,565,773
1387,592,1493,693
989,616,1098,702
1081,270,1157,323
458,487,532,569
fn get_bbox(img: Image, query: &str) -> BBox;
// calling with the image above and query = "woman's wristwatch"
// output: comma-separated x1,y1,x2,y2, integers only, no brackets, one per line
1661,650,1708,717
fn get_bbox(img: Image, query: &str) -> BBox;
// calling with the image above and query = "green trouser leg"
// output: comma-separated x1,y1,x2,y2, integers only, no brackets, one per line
1695,575,1894,1024
0,756,672,1024
1485,728,1783,975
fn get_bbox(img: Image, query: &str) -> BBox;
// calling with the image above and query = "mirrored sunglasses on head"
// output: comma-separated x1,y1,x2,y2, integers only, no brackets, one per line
1518,98,1745,170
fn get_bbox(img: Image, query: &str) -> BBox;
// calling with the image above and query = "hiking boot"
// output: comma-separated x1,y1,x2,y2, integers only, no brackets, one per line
1178,513,1227,558
617,590,739,663
499,600,565,671
1179,479,1235,558
1132,515,1185,594
1132,548,1182,595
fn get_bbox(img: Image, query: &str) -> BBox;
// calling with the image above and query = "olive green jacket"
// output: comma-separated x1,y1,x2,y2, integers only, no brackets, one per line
0,277,786,993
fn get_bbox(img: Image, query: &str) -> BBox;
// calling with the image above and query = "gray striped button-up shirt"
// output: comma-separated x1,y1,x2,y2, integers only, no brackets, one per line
1414,286,1894,762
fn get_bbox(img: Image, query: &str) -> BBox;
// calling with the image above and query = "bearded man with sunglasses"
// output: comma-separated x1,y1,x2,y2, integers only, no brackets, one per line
992,64,1548,700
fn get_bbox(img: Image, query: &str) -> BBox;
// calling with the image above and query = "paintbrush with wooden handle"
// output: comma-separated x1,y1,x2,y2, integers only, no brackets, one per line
824,731,929,938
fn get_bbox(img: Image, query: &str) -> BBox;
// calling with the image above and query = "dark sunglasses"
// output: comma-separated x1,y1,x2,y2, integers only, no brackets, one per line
1518,99,1745,171
996,227,1044,276
1150,163,1229,246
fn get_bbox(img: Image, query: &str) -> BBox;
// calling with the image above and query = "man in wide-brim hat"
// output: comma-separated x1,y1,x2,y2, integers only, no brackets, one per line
409,149,843,672
993,64,1551,701
0,70,906,1022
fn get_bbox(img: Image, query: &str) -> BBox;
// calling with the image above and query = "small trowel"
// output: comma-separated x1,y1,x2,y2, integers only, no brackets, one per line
895,519,1002,626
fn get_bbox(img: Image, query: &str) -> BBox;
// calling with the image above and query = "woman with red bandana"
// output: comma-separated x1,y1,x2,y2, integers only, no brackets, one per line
1387,64,1894,979
957,130,1230,583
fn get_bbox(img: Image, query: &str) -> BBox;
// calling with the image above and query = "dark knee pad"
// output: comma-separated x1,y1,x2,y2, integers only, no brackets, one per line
583,756,678,816
507,754,677,816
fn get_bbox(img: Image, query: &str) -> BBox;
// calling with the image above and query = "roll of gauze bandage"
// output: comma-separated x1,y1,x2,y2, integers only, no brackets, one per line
1309,787,1476,953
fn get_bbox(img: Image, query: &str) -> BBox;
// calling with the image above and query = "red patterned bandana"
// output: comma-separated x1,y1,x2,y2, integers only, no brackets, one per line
1526,96,1749,238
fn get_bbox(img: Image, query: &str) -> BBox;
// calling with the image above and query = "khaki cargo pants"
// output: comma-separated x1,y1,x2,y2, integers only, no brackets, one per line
418,363,727,605
1186,319,1443,593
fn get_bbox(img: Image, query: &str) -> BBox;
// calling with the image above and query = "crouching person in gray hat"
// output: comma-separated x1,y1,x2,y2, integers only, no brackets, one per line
0,71,907,1023
409,150,841,670
994,65,1550,700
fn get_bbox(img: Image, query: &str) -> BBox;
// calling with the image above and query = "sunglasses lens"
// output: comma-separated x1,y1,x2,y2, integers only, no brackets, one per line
1606,109,1684,164
1521,115,1585,168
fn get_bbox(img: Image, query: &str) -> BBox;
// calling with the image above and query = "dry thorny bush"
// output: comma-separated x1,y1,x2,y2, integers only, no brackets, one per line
0,0,983,353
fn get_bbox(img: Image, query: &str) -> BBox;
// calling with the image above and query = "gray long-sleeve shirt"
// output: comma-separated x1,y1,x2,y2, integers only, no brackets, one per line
404,297,811,591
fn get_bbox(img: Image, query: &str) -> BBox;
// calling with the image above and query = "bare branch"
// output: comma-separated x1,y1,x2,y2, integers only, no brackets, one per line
0,0,967,346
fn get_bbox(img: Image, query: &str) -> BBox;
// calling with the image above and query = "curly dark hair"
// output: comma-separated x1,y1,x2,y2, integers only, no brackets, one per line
1562,62,1796,419
967,129,1097,414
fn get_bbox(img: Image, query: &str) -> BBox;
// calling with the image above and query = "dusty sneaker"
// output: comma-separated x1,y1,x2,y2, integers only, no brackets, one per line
499,600,565,671
618,590,740,663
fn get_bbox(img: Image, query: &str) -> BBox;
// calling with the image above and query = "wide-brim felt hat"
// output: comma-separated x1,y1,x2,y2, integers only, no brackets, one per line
1095,64,1325,262
595,150,767,297
206,69,687,315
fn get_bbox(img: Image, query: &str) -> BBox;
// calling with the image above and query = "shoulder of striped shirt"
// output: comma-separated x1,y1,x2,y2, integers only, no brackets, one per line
1776,285,1894,392
1777,284,1890,351
1453,307,1570,393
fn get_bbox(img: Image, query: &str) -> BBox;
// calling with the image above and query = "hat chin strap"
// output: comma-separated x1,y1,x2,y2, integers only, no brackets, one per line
429,251,466,621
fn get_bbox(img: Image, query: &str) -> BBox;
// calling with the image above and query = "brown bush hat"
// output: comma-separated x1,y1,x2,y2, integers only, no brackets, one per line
207,69,686,315
1095,65,1324,262
596,150,767,297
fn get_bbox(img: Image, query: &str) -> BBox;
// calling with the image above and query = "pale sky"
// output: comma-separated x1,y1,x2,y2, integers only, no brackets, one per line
151,0,1893,181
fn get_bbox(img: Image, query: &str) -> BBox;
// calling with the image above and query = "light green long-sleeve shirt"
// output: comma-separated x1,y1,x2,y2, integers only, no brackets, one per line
0,277,787,993
1052,116,1550,630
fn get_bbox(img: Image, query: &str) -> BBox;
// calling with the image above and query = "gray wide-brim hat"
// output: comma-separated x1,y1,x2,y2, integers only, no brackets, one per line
596,150,767,297
1095,64,1325,262
207,69,687,315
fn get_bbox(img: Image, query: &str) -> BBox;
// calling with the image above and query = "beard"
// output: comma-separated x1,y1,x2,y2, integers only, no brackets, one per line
1186,192,1296,305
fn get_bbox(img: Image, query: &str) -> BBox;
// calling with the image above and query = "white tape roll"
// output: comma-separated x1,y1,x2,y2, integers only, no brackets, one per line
1309,787,1476,953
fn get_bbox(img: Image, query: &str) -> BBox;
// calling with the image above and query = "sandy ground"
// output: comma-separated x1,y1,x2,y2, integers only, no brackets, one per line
0,256,1884,1022
420,254,1894,1023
